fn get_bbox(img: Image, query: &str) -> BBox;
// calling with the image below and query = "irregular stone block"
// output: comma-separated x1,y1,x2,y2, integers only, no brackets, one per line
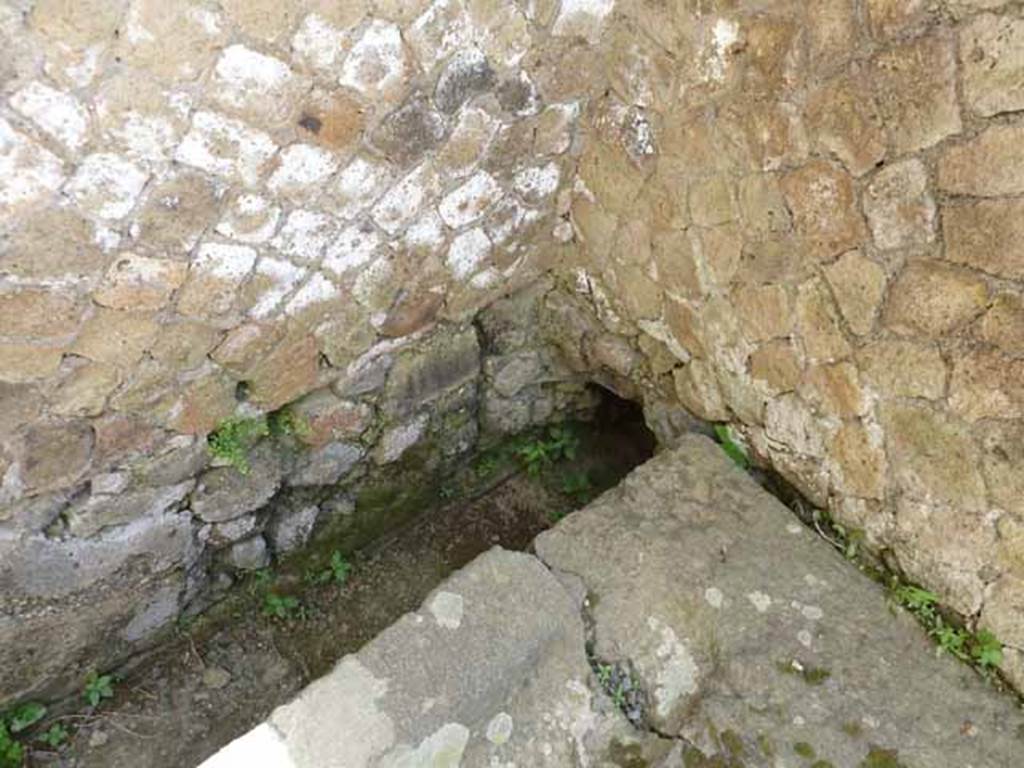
192,444,282,523
383,326,480,417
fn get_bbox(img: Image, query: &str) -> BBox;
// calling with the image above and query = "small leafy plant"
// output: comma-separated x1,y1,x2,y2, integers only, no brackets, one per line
38,723,68,749
7,704,45,736
208,416,270,474
262,592,302,621
267,408,311,439
0,721,23,768
310,551,352,587
560,469,593,503
713,424,749,470
83,671,115,707
517,424,580,476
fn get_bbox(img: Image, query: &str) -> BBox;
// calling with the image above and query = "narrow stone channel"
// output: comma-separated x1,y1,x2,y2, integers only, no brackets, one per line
41,393,654,768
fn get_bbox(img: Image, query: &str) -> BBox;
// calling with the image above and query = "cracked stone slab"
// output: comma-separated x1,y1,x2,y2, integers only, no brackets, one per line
536,434,1024,767
199,548,673,768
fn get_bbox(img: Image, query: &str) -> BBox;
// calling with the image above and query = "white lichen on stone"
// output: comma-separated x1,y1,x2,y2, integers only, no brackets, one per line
0,119,65,211
333,156,395,221
703,18,739,83
175,111,278,187
291,14,350,74
193,242,258,281
446,228,491,280
285,272,341,316
439,170,503,228
323,224,382,277
514,163,561,202
271,209,336,262
212,44,296,116
704,586,724,609
746,591,772,613
65,153,149,220
340,20,406,100
10,81,90,152
249,258,306,319
372,164,437,235
485,712,514,745
216,194,281,244
428,591,465,629
378,722,469,767
268,143,340,198
646,616,700,719
552,0,615,42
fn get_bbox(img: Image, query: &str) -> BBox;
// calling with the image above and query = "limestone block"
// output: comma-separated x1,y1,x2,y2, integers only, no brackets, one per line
857,340,947,400
938,123,1024,196
961,13,1024,117
863,159,936,251
883,261,988,338
944,199,1024,281
781,161,865,261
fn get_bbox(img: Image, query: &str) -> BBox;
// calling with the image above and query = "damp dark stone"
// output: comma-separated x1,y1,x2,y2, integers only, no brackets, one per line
434,48,497,114
298,114,323,134
369,96,447,166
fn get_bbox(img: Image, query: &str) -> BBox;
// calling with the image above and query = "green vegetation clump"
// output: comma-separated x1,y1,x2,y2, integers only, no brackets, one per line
713,425,749,469
0,721,23,768
83,671,115,707
889,582,1003,671
516,424,580,476
793,741,815,759
208,416,270,474
307,551,351,587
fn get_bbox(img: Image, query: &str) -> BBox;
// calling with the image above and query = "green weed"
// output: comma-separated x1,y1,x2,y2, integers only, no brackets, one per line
208,416,270,474
559,469,593,503
262,593,302,621
516,424,580,476
267,408,311,439
6,705,44,735
82,672,115,707
38,723,68,749
0,721,23,768
713,424,749,470
310,551,351,587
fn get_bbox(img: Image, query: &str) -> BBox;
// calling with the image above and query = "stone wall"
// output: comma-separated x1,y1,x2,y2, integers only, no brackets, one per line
2,0,1023,705
553,0,1024,688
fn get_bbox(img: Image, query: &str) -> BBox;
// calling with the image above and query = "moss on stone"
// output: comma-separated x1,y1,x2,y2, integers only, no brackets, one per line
793,741,816,759
859,748,907,768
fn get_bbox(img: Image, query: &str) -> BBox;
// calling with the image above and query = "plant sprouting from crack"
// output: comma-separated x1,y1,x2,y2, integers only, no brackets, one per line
713,424,749,470
208,416,270,474
516,424,580,477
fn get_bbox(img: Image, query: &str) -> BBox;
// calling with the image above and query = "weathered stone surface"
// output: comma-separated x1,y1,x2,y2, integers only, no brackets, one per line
191,444,282,523
980,293,1024,355
289,442,363,487
858,340,947,400
950,349,1024,422
93,254,187,311
267,504,319,555
202,548,668,768
369,96,446,166
823,250,886,337
781,161,865,261
0,289,81,340
944,199,1024,281
961,13,1024,117
796,279,851,363
884,261,988,337
804,72,887,177
223,535,271,571
384,326,480,417
71,308,160,368
982,421,1024,516
872,33,961,153
938,123,1024,196
863,159,936,251
244,334,320,412
65,480,194,538
535,437,1022,761
16,420,93,495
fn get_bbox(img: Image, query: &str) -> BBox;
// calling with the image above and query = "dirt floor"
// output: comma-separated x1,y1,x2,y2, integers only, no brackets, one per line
24,399,655,768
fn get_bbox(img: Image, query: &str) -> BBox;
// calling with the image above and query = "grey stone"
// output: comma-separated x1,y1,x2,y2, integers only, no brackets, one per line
65,480,195,538
288,442,363,487
192,443,282,522
535,435,1024,765
134,437,209,486
496,71,540,116
0,510,200,705
488,352,543,398
223,535,270,571
369,96,447,166
209,514,260,547
267,504,319,554
434,48,496,114
383,326,480,417
202,548,672,768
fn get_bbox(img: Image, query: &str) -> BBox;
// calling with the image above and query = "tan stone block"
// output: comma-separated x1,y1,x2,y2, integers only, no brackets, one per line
298,90,367,153
719,100,808,172
796,279,851,363
664,297,706,359
0,289,81,340
830,421,886,499
0,345,64,384
996,513,1024,570
740,15,802,97
113,0,227,82
0,208,109,281
578,137,649,216
982,422,1024,516
800,361,867,418
805,72,887,177
867,0,929,38
50,362,120,417
211,323,283,374
806,0,858,71
872,33,961,153
750,340,802,394
980,294,1024,356
863,159,936,251
93,254,187,311
823,251,886,337
30,0,122,48
732,284,793,342
944,199,1024,281
695,225,742,287
244,333,320,411
17,421,93,495
220,0,308,42
379,290,444,339
673,360,728,421
950,349,1024,422
372,0,431,24
858,340,947,400
881,402,986,509
734,235,813,287
134,173,220,253
164,371,237,436
892,497,993,615
292,390,373,448
938,124,1024,197
0,383,43,435
177,243,258,320
150,322,223,370
781,161,866,261
884,261,988,337
980,575,1024,648
961,13,1024,117
689,176,735,227
737,174,791,236
72,308,160,367
610,264,662,321
652,229,703,300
